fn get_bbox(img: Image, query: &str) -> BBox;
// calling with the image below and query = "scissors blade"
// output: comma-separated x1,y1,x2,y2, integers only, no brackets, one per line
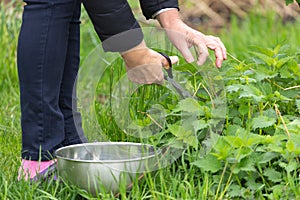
166,76,193,99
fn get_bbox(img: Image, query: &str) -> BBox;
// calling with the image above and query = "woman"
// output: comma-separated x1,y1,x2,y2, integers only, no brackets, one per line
17,0,226,180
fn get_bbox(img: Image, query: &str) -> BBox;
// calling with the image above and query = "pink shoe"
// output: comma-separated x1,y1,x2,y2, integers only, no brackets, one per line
18,159,56,181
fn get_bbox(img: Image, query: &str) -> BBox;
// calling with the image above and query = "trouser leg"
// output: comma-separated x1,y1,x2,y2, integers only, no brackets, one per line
17,0,82,161
59,0,87,146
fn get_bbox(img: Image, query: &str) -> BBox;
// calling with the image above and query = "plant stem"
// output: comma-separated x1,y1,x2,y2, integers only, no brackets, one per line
215,161,228,200
274,103,290,139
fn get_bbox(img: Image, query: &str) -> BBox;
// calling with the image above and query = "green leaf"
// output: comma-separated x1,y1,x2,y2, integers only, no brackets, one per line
250,51,274,66
228,185,243,198
252,115,276,130
238,104,249,115
168,124,198,148
286,140,295,152
232,157,256,174
192,154,222,173
226,84,243,93
239,85,264,102
254,67,278,81
211,136,233,160
192,119,209,132
263,168,282,183
225,125,245,135
224,136,244,148
173,62,197,74
263,108,277,118
173,98,204,115
273,44,281,55
249,45,274,57
256,152,278,164
274,91,292,101
275,56,291,69
285,160,299,173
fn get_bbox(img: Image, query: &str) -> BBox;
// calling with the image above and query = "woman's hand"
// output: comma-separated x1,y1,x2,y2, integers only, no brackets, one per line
121,40,178,84
157,9,227,68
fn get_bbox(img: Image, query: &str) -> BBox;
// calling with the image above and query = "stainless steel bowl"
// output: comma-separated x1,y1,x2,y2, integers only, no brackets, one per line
55,142,159,195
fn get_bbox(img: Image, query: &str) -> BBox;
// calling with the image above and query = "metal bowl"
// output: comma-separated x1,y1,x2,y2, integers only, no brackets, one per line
55,142,159,195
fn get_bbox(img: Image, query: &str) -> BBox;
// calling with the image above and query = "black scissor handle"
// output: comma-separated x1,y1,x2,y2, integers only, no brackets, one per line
158,52,173,79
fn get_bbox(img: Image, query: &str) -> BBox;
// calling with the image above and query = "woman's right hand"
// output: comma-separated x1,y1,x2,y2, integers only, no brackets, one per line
121,40,178,85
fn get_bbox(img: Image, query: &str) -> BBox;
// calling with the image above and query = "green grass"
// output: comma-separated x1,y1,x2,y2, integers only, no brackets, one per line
0,1,300,199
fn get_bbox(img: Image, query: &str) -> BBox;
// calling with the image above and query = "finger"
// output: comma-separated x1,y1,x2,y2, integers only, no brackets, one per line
161,55,179,69
214,47,224,68
205,36,227,62
215,37,227,59
170,56,179,65
196,45,209,66
177,44,195,63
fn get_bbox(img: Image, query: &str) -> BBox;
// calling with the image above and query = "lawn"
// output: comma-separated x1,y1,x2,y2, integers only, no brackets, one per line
0,1,299,199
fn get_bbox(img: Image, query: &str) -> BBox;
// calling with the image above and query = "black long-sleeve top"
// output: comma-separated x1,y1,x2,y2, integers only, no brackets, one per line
82,0,179,52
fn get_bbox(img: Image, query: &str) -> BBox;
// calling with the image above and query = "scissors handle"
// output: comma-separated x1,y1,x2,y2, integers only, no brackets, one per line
158,52,173,79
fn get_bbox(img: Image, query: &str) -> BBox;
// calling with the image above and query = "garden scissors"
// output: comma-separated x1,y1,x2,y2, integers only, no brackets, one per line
159,52,193,99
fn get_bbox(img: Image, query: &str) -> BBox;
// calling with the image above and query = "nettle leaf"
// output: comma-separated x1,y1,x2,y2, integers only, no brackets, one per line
249,45,274,57
263,168,282,183
280,59,300,78
173,62,198,74
274,91,292,101
256,152,278,164
279,65,292,78
225,125,246,135
239,85,264,102
252,115,276,130
172,98,204,115
235,77,257,84
226,84,243,93
257,82,273,96
224,136,244,148
238,104,249,115
263,108,277,118
282,160,300,173
254,67,278,81
288,133,300,154
228,185,243,198
286,140,295,152
232,157,256,174
250,51,275,66
192,154,222,173
288,59,300,75
192,119,209,132
168,124,198,148
211,137,233,160
202,133,220,152
275,56,291,69
277,119,300,134
225,133,264,148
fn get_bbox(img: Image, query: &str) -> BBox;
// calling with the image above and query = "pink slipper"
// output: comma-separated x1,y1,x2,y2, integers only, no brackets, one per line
18,159,56,181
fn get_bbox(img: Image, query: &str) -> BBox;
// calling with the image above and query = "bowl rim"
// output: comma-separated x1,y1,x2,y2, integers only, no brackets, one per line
55,142,161,163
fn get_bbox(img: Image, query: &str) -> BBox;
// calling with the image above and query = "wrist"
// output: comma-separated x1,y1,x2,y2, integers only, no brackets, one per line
121,40,148,68
121,40,146,55
156,9,182,29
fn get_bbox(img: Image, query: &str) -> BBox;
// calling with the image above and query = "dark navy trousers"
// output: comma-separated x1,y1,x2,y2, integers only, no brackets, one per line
17,0,87,161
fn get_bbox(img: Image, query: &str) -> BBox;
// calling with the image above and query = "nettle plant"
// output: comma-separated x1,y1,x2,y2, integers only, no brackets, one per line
191,45,300,198
95,44,299,198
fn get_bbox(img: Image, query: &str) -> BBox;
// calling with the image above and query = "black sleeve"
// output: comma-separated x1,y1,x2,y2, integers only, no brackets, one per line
139,0,179,20
82,0,144,52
